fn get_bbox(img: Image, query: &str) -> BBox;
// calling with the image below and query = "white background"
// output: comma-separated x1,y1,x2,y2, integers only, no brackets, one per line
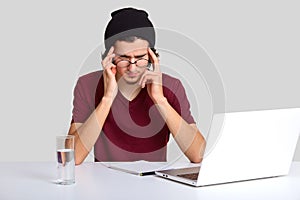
0,0,299,162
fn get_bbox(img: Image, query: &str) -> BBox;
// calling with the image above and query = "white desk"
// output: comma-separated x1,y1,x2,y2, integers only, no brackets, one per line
0,162,299,200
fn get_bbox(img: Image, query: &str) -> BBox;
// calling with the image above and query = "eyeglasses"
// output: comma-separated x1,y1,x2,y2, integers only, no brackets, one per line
113,58,150,68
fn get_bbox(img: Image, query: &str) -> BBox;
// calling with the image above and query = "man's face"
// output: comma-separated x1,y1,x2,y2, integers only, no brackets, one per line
113,39,149,85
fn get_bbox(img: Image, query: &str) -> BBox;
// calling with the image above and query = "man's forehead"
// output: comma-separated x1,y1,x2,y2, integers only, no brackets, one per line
113,40,149,55
115,50,147,57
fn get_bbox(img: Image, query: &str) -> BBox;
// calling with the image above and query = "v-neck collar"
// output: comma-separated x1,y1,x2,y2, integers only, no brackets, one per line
117,87,147,104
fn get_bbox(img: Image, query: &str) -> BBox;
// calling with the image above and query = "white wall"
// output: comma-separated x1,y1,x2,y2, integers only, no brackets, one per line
0,0,299,162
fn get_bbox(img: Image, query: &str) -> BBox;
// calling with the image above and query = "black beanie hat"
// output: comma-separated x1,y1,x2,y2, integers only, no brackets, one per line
104,7,155,50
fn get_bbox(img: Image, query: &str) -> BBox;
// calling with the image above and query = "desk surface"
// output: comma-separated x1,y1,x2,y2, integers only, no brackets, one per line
0,162,299,200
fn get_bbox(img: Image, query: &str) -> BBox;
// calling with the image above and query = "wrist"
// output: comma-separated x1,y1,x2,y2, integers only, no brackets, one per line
103,90,117,101
101,96,114,105
154,96,168,105
154,97,169,120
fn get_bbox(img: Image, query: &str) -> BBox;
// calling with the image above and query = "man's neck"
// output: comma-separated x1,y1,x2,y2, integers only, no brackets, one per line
117,80,142,101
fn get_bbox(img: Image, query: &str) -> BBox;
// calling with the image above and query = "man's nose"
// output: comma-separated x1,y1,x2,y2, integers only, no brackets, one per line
127,58,137,71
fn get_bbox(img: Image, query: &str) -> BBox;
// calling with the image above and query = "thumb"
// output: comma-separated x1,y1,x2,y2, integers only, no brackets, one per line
111,66,117,75
146,83,151,94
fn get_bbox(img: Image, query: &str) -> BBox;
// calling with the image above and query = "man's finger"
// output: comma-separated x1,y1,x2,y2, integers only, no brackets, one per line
111,65,117,75
108,46,114,55
148,48,160,72
102,54,115,69
102,46,115,67
139,73,147,88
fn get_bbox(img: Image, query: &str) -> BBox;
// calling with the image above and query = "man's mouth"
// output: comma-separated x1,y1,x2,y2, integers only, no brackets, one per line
126,72,139,78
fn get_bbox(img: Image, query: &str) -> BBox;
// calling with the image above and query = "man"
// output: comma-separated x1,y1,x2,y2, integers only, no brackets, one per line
68,7,206,165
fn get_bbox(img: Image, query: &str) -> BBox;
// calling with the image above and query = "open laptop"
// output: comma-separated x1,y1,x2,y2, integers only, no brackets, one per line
155,108,300,186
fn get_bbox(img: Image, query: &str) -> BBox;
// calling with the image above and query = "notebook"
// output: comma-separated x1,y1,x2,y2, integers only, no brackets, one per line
106,160,200,176
155,108,300,186
106,160,166,176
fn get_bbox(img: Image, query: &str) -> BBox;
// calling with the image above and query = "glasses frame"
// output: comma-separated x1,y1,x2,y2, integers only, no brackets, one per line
113,57,151,69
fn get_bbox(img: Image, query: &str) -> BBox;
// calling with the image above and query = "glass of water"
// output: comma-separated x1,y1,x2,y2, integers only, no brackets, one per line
56,135,75,185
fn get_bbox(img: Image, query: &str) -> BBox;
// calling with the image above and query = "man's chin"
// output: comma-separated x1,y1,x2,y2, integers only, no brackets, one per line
123,77,140,85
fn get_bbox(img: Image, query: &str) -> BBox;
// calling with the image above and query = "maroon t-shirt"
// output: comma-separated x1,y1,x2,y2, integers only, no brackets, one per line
71,71,195,161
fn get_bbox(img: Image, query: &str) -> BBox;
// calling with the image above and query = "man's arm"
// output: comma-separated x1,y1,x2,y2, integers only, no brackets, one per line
68,47,117,165
68,97,113,165
155,97,206,163
140,48,206,163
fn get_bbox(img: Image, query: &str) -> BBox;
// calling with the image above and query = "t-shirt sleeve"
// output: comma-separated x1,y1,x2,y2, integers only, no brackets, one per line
166,78,195,124
71,78,93,124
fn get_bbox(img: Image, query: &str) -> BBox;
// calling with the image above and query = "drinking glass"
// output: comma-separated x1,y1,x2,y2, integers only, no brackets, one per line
56,135,75,185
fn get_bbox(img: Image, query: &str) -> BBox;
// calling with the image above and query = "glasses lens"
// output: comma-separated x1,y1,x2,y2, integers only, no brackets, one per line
136,59,149,67
117,60,130,68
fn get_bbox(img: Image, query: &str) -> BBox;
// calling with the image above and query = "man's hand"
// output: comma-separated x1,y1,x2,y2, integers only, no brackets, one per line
101,46,118,100
139,48,164,103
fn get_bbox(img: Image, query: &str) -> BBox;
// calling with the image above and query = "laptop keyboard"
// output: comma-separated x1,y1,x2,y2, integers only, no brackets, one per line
178,173,199,180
